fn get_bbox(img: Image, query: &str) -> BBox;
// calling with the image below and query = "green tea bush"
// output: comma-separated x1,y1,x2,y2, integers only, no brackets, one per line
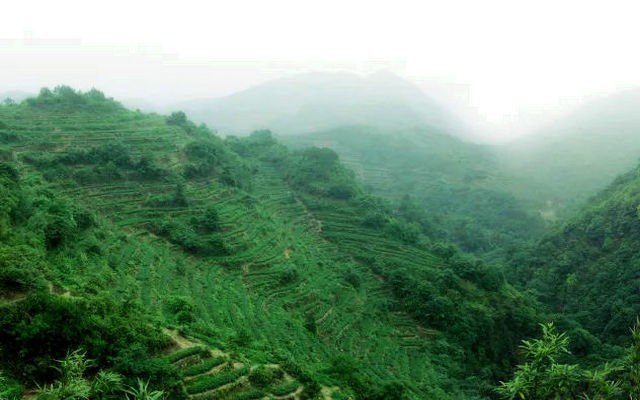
181,356,226,377
185,366,249,394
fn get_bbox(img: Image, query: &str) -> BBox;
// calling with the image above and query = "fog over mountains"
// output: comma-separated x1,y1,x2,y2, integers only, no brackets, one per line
7,68,640,212
5,81,640,399
498,88,640,209
171,71,477,140
164,71,640,214
6,1,640,397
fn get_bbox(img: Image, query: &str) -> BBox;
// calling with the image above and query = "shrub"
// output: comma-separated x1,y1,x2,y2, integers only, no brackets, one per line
248,366,281,387
384,220,420,245
328,183,355,200
162,347,207,364
146,185,188,208
184,366,249,394
362,212,387,229
225,388,265,400
343,270,362,289
279,268,299,285
268,380,299,396
113,345,181,391
0,292,171,383
190,207,220,233
0,266,37,295
181,356,226,377
26,86,122,112
0,373,22,400
164,296,197,325
166,112,188,127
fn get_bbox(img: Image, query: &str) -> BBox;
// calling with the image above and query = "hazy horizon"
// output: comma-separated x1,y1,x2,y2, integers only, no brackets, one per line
5,3,640,398
3,0,640,141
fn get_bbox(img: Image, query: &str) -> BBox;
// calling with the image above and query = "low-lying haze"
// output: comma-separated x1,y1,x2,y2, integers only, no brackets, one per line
2,0,640,141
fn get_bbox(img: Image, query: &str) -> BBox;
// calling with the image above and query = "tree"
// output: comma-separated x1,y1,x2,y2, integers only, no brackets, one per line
171,184,188,207
198,206,220,232
36,350,124,400
43,200,78,250
165,112,188,129
497,323,620,400
620,321,640,398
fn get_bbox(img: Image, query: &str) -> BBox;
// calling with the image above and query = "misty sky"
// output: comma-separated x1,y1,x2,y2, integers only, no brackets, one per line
2,0,640,140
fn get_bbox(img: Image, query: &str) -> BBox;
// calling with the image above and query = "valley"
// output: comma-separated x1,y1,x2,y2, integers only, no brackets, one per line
1,84,640,400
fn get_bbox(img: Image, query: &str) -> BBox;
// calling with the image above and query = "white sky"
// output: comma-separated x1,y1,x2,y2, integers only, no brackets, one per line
2,0,640,140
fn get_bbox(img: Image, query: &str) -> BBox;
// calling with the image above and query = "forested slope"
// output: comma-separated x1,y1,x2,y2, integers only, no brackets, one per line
497,163,640,398
282,126,545,256
510,163,640,351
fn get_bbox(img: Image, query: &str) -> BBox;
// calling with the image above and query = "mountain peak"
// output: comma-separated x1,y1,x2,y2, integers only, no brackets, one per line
172,71,465,137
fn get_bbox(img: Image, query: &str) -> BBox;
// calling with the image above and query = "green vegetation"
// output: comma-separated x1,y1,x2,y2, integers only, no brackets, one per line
0,373,22,400
509,163,640,348
239,132,546,395
35,350,126,400
247,365,282,387
497,150,640,397
267,380,300,396
163,347,207,364
499,322,640,399
282,126,545,256
181,356,226,377
222,388,266,400
123,378,165,400
22,140,169,185
185,366,249,394
25,86,123,113
4,85,640,400
3,88,483,398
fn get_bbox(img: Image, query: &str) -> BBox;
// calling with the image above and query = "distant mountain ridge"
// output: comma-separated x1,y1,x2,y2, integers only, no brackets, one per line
497,87,640,211
173,71,471,138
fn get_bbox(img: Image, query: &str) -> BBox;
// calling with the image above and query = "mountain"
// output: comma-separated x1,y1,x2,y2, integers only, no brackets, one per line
282,125,545,256
510,161,640,350
0,87,542,399
173,71,471,138
498,88,640,213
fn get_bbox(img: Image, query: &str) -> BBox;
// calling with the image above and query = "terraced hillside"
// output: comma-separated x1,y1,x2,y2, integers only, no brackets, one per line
0,87,541,399
282,126,545,256
160,330,309,400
